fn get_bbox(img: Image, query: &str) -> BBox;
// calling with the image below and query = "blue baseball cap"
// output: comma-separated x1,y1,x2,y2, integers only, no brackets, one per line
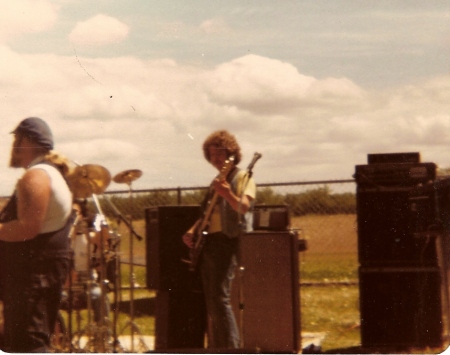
11,117,54,150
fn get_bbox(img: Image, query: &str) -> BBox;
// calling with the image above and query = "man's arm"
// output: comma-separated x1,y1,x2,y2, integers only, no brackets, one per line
213,178,253,214
0,169,51,242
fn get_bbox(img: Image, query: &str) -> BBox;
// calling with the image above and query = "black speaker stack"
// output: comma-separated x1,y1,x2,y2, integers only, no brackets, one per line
355,152,449,350
145,205,206,350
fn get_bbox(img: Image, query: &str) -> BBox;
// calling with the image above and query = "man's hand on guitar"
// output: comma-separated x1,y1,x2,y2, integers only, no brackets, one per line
182,231,194,248
212,178,231,198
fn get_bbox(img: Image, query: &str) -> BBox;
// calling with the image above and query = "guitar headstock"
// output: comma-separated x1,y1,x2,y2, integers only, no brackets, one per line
219,155,235,179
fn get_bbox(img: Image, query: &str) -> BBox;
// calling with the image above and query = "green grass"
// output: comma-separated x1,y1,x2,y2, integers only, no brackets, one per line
301,285,360,352
299,250,361,352
300,252,358,282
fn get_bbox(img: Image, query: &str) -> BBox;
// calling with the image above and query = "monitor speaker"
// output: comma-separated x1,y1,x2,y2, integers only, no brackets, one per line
232,231,301,353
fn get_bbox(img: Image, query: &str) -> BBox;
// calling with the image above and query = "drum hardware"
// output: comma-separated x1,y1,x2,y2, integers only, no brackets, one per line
89,194,116,352
63,213,102,352
64,163,121,352
104,193,143,352
112,169,149,353
66,209,114,353
112,169,143,185
67,164,112,199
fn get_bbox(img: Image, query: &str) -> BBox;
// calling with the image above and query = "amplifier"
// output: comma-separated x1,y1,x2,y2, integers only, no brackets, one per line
252,204,290,231
354,162,436,186
367,152,420,164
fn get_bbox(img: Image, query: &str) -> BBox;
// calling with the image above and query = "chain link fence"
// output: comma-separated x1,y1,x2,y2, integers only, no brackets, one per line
0,179,358,286
88,179,358,287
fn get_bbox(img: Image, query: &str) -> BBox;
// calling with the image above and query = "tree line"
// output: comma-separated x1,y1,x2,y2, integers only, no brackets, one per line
93,185,356,220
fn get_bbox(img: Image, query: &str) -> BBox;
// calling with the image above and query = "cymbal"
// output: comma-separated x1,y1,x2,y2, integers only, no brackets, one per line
113,169,143,184
67,164,112,198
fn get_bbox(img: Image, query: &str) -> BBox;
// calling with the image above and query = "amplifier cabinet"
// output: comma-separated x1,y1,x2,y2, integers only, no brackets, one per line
145,205,201,291
232,230,301,353
354,162,436,187
356,186,438,266
359,266,443,349
252,204,290,231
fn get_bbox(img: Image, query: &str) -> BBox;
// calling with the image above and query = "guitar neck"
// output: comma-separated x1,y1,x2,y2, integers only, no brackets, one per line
197,158,236,235
199,191,219,231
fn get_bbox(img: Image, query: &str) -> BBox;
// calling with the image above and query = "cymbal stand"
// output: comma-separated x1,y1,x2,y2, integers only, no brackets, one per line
67,213,97,352
89,194,114,352
118,181,148,353
111,231,123,353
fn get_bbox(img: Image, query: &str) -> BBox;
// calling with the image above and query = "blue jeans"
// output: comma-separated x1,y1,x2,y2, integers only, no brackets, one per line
2,257,70,353
200,233,239,349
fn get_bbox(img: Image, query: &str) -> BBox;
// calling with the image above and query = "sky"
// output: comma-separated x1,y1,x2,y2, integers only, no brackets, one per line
1,0,450,196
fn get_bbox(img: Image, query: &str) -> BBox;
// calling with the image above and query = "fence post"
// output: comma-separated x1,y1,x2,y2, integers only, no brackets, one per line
177,187,181,205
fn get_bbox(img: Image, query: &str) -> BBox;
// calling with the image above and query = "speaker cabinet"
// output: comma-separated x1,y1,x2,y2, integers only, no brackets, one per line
359,267,442,348
145,205,201,291
146,206,207,350
356,187,438,266
155,290,206,350
232,231,301,353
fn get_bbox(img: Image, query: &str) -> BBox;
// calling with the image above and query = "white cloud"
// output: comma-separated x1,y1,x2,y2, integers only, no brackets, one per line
0,0,58,43
1,44,450,194
68,14,129,46
205,55,366,114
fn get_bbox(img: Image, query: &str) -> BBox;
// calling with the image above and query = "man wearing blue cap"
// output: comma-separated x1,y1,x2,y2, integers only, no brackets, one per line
0,117,74,352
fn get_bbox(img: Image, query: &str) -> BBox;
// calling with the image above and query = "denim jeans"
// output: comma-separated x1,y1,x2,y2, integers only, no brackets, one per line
200,233,239,349
2,257,70,353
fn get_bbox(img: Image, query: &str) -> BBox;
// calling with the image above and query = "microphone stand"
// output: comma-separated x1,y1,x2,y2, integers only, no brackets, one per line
236,152,262,348
103,194,142,242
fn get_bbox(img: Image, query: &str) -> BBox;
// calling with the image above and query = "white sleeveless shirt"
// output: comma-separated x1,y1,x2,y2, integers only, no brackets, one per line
28,161,73,233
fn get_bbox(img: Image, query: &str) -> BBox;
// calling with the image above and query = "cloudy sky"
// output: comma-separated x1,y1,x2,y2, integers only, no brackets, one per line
1,0,449,196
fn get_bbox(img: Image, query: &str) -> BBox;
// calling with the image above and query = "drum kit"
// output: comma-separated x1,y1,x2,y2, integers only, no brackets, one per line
55,164,147,353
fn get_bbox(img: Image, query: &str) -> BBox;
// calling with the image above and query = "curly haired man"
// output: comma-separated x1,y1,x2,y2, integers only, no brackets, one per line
183,130,256,349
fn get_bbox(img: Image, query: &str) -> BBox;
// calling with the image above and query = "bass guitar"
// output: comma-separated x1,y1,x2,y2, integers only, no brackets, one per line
186,155,235,271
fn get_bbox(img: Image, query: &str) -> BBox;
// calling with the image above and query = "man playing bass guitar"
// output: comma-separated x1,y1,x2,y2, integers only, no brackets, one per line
182,130,256,349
